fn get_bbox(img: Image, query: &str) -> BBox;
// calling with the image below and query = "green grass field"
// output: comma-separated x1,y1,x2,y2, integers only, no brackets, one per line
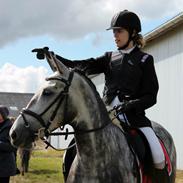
10,148,183,183
10,149,64,183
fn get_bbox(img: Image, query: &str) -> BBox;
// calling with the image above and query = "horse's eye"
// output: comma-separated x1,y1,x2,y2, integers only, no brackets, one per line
42,89,53,96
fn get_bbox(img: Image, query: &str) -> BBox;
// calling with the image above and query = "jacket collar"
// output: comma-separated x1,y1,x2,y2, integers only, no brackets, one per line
118,46,140,55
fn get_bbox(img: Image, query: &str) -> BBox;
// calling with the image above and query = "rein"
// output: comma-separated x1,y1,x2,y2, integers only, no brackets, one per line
47,122,111,137
41,122,111,151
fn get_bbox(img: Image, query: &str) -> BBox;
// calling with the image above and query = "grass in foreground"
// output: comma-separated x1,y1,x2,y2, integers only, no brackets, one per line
10,149,64,183
10,148,183,183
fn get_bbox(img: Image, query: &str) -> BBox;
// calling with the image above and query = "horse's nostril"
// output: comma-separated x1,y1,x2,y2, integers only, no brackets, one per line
11,131,17,140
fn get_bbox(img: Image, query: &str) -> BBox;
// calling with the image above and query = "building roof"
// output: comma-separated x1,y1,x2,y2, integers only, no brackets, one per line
144,12,183,43
0,92,33,117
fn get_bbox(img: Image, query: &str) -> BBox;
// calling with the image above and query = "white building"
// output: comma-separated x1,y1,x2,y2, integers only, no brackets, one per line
92,12,183,170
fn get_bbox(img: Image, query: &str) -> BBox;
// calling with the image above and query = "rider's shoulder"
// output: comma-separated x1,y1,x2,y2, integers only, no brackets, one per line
137,50,154,63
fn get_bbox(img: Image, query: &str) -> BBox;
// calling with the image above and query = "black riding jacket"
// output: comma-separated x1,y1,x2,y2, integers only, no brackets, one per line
56,46,159,127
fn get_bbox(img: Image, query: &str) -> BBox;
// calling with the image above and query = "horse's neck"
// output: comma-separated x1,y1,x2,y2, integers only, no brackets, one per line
67,76,133,180
73,90,111,142
72,74,111,132
70,76,118,159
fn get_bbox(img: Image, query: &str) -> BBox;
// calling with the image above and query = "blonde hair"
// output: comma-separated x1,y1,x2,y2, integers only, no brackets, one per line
133,33,146,48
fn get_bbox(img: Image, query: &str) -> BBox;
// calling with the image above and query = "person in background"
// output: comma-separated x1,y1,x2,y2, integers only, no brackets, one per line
10,117,20,175
0,105,17,183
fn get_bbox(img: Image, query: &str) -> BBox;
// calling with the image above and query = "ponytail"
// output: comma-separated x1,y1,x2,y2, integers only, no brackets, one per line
133,33,146,48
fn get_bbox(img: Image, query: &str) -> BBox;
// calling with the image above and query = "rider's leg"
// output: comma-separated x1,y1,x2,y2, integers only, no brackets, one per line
139,127,165,169
139,127,170,183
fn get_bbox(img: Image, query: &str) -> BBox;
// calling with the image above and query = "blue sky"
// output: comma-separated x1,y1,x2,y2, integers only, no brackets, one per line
0,0,182,93
0,16,172,67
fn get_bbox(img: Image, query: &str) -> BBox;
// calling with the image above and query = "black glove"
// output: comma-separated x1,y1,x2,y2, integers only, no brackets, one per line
118,99,140,113
32,47,49,60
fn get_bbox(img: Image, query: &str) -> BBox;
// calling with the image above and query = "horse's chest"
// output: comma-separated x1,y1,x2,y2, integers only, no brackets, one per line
67,157,136,183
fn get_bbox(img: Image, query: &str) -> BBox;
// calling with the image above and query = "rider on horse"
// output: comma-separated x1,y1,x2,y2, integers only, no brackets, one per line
39,10,170,182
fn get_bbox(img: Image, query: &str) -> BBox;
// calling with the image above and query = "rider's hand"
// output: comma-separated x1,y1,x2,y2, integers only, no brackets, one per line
32,47,49,60
118,99,140,113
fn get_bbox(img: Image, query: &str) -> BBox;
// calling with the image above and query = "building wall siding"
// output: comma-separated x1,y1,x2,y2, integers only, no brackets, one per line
144,24,183,169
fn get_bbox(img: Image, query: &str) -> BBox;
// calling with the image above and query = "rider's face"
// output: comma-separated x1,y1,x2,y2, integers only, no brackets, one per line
113,28,131,49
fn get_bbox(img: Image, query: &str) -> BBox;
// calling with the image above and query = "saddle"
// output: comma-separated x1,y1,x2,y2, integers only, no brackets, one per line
120,122,154,175
109,112,151,168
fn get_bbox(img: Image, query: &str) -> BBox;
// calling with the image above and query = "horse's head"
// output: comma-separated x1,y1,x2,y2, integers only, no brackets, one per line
10,49,79,148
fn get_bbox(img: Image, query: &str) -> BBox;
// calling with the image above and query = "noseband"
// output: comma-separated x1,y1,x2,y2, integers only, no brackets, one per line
20,70,74,140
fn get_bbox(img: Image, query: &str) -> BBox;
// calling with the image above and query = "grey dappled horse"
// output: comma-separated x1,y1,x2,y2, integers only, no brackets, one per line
10,49,176,183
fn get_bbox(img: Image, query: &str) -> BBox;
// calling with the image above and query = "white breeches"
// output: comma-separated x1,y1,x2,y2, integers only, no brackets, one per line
140,127,165,169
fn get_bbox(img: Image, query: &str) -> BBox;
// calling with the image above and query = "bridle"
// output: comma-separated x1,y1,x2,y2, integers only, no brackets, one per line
19,68,111,151
20,70,74,142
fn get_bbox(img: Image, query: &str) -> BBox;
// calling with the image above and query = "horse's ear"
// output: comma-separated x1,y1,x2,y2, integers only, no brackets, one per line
45,51,69,76
52,54,70,76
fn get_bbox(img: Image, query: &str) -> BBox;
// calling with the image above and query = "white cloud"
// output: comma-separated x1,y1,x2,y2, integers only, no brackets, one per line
0,63,48,93
0,0,182,47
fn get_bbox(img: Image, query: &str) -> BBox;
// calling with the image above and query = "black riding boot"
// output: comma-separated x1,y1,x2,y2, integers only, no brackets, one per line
155,167,170,183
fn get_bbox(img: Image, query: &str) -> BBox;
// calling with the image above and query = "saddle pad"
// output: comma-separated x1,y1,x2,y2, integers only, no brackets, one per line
159,140,172,176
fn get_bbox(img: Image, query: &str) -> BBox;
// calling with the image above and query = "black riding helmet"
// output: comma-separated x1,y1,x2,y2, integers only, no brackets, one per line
107,10,141,49
107,10,141,32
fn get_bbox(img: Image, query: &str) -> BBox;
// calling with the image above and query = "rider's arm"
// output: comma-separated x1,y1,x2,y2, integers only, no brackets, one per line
56,53,110,75
133,55,159,112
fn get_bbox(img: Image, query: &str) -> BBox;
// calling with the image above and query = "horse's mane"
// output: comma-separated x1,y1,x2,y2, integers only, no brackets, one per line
74,69,111,122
